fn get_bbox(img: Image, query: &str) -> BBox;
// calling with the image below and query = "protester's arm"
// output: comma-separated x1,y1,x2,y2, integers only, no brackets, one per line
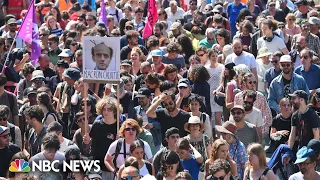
281,48,289,55
146,93,167,118
312,128,319,140
14,53,29,72
225,83,234,109
288,126,296,149
2,0,8,16
191,144,203,164
251,68,258,88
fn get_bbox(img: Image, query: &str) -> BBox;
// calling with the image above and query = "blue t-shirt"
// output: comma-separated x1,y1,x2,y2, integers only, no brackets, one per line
227,2,247,35
181,157,201,180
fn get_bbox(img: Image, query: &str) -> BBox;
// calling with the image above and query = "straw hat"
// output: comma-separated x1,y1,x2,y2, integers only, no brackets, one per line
184,116,205,133
257,47,272,58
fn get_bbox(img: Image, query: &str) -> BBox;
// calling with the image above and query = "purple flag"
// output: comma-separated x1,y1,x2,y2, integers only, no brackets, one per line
99,0,108,26
17,0,41,65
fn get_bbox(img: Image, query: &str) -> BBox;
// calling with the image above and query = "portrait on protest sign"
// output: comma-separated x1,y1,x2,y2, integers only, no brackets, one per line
82,36,120,82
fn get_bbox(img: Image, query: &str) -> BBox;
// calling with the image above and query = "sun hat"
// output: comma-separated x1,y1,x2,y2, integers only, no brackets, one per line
184,116,205,133
31,70,45,81
215,121,237,136
257,47,272,58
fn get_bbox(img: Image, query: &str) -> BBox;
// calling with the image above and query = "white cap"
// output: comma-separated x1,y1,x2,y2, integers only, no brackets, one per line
279,55,292,63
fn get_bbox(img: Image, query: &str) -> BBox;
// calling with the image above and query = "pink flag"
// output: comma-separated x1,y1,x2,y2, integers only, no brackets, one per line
17,0,41,65
99,0,108,26
142,0,158,39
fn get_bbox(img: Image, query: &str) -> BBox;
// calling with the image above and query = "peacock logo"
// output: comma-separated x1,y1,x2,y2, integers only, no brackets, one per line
9,159,31,172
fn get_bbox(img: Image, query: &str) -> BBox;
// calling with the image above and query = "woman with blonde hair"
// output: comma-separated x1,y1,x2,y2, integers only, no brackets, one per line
130,46,145,76
204,139,238,179
244,143,276,180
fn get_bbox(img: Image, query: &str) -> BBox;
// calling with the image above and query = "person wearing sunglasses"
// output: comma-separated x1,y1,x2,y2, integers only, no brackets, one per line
265,51,282,93
261,0,285,23
206,159,232,180
295,48,320,93
121,166,141,180
268,55,309,116
157,150,184,180
105,119,153,178
183,10,205,34
0,125,21,178
230,105,260,148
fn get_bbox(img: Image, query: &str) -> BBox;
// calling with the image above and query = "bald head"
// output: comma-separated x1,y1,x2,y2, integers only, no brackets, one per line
121,166,140,179
296,36,307,50
232,38,243,56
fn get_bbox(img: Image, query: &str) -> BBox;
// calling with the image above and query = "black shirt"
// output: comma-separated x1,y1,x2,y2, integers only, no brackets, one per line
0,143,21,177
271,114,292,143
110,92,132,114
283,77,291,98
90,120,117,171
262,9,285,23
291,108,320,148
183,22,206,35
155,108,190,140
179,93,207,113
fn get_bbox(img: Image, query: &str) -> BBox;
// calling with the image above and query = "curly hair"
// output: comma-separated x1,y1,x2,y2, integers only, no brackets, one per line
166,42,182,53
37,92,56,114
96,97,122,119
239,20,254,34
145,73,161,86
131,46,144,62
210,139,228,161
189,64,210,83
22,63,35,77
210,159,231,175
215,29,230,44
147,35,159,50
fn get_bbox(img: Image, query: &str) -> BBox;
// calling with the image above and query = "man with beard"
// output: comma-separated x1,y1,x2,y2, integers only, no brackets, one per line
168,22,193,42
288,90,319,152
153,23,164,39
130,87,162,151
230,105,259,148
234,73,272,137
165,1,185,23
1,18,23,48
265,51,282,92
295,48,320,93
36,54,56,84
231,90,263,142
47,34,62,66
183,0,198,24
183,10,206,35
225,38,258,86
292,21,320,56
146,93,190,140
289,147,320,180
120,30,148,61
268,55,309,114
290,36,318,68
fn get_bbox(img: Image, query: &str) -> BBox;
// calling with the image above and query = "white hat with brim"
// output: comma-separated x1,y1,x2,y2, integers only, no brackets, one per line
184,116,205,133
257,48,273,58
279,55,292,63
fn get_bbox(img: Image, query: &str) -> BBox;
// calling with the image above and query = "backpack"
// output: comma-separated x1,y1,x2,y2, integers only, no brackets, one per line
112,138,146,171
9,125,15,144
44,112,68,137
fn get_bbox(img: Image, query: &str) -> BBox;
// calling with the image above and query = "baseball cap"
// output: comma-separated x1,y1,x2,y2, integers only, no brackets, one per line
294,146,315,164
279,55,292,63
96,21,106,28
225,62,235,71
213,4,224,14
309,17,320,25
170,22,182,31
136,87,151,98
150,49,163,57
295,0,308,5
26,87,37,96
288,90,308,102
31,70,45,81
0,126,8,135
63,67,81,81
165,127,179,138
125,21,134,28
230,105,245,112
307,139,320,154
87,171,102,180
121,59,132,66
7,18,17,25
58,49,73,57
178,78,190,88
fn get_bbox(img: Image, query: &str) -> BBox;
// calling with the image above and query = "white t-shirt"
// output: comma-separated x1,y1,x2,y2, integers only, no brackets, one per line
257,35,287,53
230,107,264,128
257,60,273,93
59,137,78,153
225,51,257,70
107,139,153,168
140,163,150,177
106,7,124,23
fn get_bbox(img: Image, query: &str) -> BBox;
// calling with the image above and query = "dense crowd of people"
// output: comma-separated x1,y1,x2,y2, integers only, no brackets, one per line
0,0,319,179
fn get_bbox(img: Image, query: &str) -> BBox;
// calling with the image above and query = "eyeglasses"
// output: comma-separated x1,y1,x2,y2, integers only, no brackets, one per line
78,18,84,21
248,81,257,84
212,176,226,180
269,4,275,7
39,34,48,37
278,26,285,29
288,18,295,21
34,78,44,81
190,3,197,5
231,111,242,115
301,55,309,59
71,43,78,46
76,118,85,123
81,102,92,106
194,16,202,20
178,86,187,89
126,26,133,30
207,38,215,41
121,175,141,180
86,19,94,21
197,53,205,57
0,117,8,121
0,133,10,139
9,24,17,27
280,63,291,67
244,101,253,105
271,60,278,63
165,164,176,170
124,127,137,132
163,101,174,107
298,161,314,166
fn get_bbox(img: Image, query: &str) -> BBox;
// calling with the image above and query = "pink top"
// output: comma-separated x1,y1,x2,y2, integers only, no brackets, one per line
285,24,301,37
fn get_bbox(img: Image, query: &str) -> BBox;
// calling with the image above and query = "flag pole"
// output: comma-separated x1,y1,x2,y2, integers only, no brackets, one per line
1,0,35,74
